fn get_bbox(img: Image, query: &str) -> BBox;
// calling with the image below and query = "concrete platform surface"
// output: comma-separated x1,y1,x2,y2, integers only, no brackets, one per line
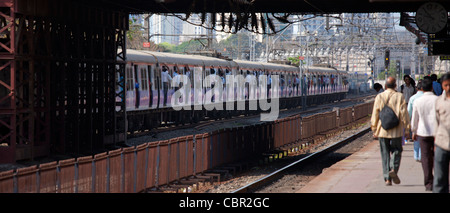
298,140,429,193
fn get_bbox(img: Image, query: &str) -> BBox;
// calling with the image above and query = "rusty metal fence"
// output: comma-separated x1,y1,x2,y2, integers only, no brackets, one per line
0,102,373,193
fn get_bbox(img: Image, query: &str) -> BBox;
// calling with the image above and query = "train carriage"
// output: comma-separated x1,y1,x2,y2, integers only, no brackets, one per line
122,49,349,133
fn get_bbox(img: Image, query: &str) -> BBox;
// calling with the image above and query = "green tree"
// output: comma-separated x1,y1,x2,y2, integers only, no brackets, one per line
158,42,176,52
127,15,161,51
172,39,207,53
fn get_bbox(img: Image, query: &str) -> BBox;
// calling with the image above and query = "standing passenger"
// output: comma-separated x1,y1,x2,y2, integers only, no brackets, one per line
210,68,217,102
161,66,172,106
399,75,416,104
173,66,180,93
267,72,272,98
135,80,140,109
373,83,384,93
431,74,443,96
320,75,325,93
280,75,285,97
433,72,450,193
407,82,423,162
411,79,438,191
331,75,335,91
313,75,317,94
371,77,411,186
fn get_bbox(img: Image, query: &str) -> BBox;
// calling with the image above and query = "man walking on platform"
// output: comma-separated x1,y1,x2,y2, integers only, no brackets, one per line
371,77,411,186
407,82,423,162
411,78,438,191
433,72,450,193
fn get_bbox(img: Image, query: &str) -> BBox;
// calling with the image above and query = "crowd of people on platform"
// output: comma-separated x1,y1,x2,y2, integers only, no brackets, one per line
371,73,450,193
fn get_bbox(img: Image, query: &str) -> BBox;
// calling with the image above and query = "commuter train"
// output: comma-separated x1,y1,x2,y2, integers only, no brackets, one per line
121,49,350,133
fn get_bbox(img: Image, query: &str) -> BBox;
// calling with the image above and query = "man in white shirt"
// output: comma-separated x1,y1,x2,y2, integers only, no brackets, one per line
411,78,438,191
407,82,423,162
161,66,172,106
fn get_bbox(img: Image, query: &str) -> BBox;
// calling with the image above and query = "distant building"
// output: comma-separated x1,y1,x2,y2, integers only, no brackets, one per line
180,14,212,43
148,14,183,45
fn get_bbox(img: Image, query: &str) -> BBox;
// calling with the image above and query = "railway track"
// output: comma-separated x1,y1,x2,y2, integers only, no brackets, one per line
231,126,372,193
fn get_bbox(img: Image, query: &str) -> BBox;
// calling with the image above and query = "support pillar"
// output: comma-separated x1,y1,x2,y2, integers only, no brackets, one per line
0,0,128,163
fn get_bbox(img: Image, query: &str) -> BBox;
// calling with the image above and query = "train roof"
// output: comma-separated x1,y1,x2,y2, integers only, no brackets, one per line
125,49,347,75
307,66,340,74
234,60,299,72
126,49,234,67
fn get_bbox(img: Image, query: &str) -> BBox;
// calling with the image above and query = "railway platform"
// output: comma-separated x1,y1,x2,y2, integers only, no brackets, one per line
298,139,429,193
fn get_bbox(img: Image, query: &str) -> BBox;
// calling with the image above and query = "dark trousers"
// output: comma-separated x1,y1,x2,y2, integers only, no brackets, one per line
379,137,403,181
417,136,434,190
135,89,140,109
434,146,450,193
163,82,169,106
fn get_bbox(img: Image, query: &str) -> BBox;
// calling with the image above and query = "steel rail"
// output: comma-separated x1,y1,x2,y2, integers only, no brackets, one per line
231,126,371,193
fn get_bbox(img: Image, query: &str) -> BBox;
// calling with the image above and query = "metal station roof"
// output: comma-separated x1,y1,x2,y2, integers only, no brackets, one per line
100,0,450,13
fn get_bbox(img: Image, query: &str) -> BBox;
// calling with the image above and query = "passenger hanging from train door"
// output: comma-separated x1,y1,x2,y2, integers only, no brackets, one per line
148,65,153,108
280,75,285,97
134,64,140,109
183,65,191,106
218,67,225,101
173,66,180,95
288,74,293,97
249,70,258,100
320,75,324,94
225,68,231,76
331,74,335,92
326,75,330,93
266,71,271,99
313,74,317,94
135,79,140,109
301,74,307,96
257,69,263,89
224,68,231,99
317,75,321,94
210,67,217,103
174,65,186,104
245,70,251,100
161,65,172,107
291,74,296,96
184,65,191,80
329,74,333,92
305,74,310,95
317,74,321,94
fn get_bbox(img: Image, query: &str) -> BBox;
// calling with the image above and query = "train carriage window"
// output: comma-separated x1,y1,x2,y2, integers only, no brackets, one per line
140,66,148,91
134,65,140,90
126,65,134,91
148,65,154,90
